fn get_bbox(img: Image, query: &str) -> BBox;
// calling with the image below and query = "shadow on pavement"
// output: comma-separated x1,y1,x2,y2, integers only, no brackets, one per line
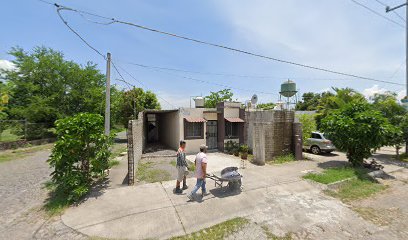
209,187,242,199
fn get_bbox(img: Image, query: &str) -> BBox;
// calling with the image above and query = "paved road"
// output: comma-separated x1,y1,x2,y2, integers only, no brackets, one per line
0,149,86,240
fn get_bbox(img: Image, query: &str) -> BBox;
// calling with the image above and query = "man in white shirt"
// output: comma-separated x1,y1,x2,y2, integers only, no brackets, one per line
187,144,208,200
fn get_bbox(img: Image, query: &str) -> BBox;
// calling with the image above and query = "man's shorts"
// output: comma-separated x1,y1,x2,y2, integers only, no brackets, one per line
176,166,189,181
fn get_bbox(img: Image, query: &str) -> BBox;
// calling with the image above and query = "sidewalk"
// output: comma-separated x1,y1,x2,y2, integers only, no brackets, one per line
61,152,404,239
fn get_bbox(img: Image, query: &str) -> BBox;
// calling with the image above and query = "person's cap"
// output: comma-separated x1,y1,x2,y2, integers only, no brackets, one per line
180,140,186,145
199,144,208,151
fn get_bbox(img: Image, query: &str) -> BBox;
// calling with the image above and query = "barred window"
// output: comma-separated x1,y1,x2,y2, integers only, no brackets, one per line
225,122,239,138
184,122,204,139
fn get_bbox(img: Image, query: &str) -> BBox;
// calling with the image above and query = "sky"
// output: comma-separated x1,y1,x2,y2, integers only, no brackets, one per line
1,0,407,109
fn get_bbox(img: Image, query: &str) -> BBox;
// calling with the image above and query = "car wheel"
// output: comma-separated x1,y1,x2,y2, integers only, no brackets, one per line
311,146,321,155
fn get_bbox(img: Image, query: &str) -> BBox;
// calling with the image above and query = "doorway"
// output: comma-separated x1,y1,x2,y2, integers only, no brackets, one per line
206,121,218,150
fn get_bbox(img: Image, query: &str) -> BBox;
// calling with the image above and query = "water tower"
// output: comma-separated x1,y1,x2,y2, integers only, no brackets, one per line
279,79,298,109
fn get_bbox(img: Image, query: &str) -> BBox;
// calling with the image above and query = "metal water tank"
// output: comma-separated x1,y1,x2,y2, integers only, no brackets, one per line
194,97,205,108
280,80,297,97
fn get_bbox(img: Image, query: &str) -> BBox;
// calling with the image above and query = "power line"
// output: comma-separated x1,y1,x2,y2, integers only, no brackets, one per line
126,62,278,95
350,0,405,28
114,64,178,108
51,3,178,108
374,0,406,22
48,2,405,87
122,62,358,81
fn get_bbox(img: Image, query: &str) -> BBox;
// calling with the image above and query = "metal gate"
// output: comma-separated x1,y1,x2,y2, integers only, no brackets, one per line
206,121,217,150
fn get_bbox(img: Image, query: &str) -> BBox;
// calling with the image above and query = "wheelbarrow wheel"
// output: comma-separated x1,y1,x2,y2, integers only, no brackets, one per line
228,179,242,191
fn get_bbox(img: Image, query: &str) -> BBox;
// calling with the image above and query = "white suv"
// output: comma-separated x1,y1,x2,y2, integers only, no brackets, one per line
303,132,336,154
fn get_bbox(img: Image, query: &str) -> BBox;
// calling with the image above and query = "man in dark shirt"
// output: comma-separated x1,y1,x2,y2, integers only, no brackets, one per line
175,140,188,194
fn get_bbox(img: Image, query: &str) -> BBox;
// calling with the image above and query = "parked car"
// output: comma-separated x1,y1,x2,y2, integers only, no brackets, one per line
303,132,336,154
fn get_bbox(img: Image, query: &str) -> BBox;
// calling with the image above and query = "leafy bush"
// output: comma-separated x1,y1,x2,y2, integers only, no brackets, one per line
297,114,317,142
321,102,398,166
47,113,112,202
239,144,249,154
225,140,238,154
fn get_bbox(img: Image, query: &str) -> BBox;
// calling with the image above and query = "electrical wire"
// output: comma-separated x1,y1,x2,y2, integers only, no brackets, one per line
47,2,405,87
374,0,406,22
350,0,405,28
114,64,178,109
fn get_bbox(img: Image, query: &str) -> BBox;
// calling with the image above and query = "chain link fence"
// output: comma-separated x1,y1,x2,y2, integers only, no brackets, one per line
0,120,55,143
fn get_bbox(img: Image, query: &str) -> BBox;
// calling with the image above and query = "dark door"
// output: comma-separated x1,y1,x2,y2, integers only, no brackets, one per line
206,121,218,150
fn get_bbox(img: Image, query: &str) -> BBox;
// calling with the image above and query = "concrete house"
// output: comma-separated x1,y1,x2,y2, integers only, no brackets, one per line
142,100,245,154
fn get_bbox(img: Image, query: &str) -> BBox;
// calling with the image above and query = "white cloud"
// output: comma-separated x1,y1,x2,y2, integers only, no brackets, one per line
0,60,16,72
363,85,388,99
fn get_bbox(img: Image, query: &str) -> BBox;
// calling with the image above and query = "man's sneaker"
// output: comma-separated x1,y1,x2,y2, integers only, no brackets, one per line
187,193,194,201
175,188,183,194
202,191,209,197
182,185,188,190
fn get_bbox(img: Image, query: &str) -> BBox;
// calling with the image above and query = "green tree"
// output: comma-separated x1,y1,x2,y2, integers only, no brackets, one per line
1,46,106,125
256,102,275,110
120,87,161,127
316,88,366,129
296,92,324,111
48,113,112,202
321,102,398,166
371,92,407,156
204,89,234,108
297,114,317,142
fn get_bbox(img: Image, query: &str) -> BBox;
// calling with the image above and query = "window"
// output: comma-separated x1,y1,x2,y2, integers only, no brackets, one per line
184,121,204,139
312,133,322,139
225,122,239,138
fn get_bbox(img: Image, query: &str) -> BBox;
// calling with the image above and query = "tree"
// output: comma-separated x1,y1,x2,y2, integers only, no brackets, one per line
204,89,234,108
48,113,112,202
1,46,106,125
120,87,161,127
256,102,275,110
316,88,366,129
297,114,317,143
371,92,407,156
321,102,398,166
296,92,323,111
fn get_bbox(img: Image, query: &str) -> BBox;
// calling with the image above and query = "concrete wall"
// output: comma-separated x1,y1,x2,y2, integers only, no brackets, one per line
247,110,295,165
158,111,180,150
127,113,144,185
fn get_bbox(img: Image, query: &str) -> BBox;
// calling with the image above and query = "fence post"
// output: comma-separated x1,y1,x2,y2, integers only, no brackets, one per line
127,121,134,185
24,120,28,140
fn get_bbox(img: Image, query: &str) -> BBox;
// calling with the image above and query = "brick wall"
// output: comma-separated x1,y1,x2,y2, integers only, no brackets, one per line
127,113,144,185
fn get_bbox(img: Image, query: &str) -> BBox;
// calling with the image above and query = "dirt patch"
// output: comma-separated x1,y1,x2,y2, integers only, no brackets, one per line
349,169,408,238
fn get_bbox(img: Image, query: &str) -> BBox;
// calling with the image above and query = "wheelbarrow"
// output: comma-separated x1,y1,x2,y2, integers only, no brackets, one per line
206,167,242,192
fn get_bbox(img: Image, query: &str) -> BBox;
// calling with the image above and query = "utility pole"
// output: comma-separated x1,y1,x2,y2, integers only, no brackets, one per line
105,52,111,136
386,1,408,153
386,1,408,95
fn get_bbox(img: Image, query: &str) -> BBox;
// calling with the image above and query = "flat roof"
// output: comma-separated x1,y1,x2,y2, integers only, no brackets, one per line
143,109,179,114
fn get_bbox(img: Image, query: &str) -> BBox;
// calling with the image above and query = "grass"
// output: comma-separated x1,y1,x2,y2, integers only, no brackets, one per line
394,152,408,162
303,167,369,184
0,128,22,142
170,217,249,240
261,225,293,240
352,207,399,226
267,154,295,165
43,181,71,216
325,178,387,202
108,145,127,168
0,143,53,163
304,167,387,202
170,160,196,172
136,161,172,183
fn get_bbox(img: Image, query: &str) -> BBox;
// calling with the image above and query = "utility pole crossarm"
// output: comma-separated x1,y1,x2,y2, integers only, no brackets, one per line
386,3,407,12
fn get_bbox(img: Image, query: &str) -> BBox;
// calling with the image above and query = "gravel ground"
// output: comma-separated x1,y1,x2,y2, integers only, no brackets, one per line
0,149,86,240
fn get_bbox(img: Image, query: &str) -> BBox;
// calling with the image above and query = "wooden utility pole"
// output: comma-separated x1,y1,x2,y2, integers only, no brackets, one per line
104,52,111,136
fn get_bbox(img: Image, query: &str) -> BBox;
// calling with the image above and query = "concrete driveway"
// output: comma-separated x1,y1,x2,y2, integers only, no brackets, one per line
62,152,406,239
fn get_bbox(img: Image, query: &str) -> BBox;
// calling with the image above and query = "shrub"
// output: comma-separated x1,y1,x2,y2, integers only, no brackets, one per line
321,102,398,166
297,114,317,142
239,144,249,153
47,113,112,202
